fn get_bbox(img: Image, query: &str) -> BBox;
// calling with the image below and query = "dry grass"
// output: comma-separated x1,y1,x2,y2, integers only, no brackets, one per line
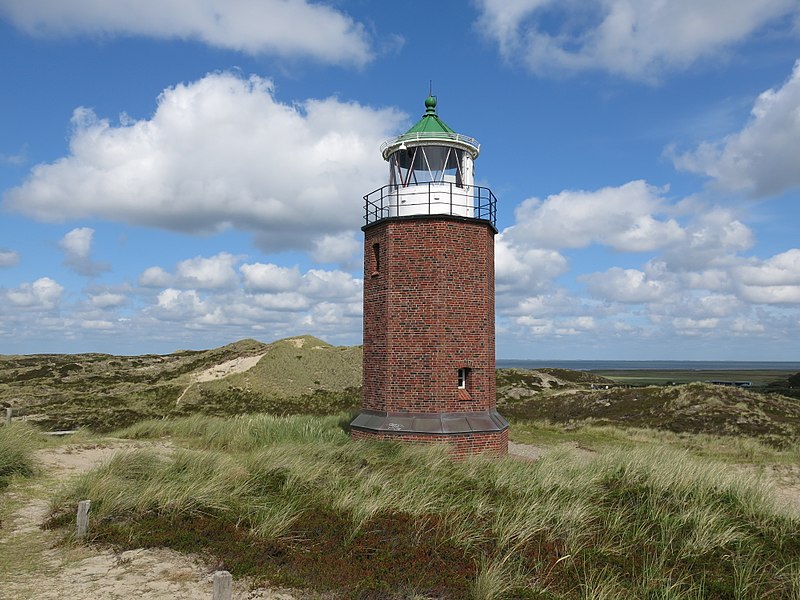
43,413,800,598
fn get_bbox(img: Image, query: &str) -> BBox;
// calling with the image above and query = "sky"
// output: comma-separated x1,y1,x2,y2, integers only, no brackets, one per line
0,1,799,360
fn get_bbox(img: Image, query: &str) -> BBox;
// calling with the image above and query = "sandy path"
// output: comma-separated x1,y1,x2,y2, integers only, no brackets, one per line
0,441,302,600
176,353,267,406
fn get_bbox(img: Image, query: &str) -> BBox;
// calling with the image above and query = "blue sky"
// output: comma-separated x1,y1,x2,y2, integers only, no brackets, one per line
1,0,799,360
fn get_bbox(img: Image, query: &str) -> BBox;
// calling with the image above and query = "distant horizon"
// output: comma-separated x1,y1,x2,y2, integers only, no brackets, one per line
1,333,797,368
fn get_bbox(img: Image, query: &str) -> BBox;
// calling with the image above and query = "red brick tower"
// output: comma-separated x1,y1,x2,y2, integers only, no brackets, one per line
350,96,508,457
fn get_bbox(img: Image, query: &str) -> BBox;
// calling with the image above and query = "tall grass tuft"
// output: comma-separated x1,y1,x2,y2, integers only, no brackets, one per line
0,423,39,488
46,413,800,597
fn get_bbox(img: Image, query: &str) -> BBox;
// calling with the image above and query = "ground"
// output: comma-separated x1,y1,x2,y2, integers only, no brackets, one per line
2,437,798,599
0,440,305,600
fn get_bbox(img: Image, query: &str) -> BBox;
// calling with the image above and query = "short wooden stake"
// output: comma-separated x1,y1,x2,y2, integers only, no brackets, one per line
213,570,233,600
5,407,11,425
76,500,91,538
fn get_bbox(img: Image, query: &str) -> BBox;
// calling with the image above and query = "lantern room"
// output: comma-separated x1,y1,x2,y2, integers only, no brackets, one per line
365,96,495,224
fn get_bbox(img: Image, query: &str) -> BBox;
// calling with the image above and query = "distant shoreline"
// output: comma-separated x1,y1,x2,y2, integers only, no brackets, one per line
496,359,800,371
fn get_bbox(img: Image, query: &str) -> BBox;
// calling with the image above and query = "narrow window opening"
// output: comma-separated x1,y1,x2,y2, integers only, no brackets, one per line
372,243,380,276
457,368,468,389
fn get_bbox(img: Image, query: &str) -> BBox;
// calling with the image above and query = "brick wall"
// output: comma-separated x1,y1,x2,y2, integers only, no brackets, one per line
362,216,497,415
351,428,508,458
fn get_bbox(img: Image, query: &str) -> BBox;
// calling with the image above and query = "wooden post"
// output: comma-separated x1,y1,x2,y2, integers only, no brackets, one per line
212,570,232,600
4,407,11,425
76,500,91,538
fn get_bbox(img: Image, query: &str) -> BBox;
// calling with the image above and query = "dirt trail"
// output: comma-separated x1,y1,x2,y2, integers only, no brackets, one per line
176,353,267,406
0,441,301,600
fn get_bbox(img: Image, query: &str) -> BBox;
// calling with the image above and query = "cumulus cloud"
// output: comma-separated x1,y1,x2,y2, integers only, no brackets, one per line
240,263,303,293
310,232,361,267
89,292,127,308
139,253,240,289
672,60,800,197
0,0,374,66
0,249,19,267
492,176,799,349
734,249,800,304
59,227,110,276
3,277,63,309
503,181,683,252
476,0,799,80
128,250,365,343
4,72,405,252
661,208,753,271
581,267,676,303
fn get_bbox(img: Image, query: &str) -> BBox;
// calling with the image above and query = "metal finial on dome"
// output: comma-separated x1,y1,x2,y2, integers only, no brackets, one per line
424,94,437,114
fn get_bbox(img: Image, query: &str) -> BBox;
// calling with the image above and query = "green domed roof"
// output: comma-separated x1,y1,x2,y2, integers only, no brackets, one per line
404,96,456,135
380,96,480,160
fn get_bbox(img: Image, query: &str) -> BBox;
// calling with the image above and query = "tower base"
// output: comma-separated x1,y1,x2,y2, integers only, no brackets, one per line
350,409,509,458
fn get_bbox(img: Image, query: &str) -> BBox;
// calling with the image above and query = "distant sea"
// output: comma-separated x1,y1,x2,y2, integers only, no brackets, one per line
496,360,800,371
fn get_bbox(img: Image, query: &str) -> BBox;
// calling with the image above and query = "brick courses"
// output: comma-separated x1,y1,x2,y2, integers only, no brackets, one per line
357,214,508,456
351,427,508,459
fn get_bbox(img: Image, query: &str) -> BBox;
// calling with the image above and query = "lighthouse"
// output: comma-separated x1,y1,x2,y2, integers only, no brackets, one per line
350,96,508,457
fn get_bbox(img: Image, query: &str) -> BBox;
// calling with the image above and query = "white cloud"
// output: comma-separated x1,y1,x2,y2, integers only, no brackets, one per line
141,253,240,290
495,238,568,298
310,232,361,267
174,252,240,289
736,249,800,286
153,288,206,319
241,263,302,293
0,0,374,66
672,60,800,197
672,317,720,332
89,292,127,308
4,277,63,309
81,319,114,330
661,208,752,271
59,227,109,276
737,285,800,304
476,0,799,80
582,267,675,303
503,181,683,252
0,249,19,267
733,249,800,304
4,72,405,252
139,267,173,288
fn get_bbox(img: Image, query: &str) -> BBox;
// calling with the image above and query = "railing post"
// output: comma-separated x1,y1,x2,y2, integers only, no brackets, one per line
5,407,11,425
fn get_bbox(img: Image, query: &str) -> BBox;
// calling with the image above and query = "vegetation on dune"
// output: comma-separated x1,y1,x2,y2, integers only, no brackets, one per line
0,423,39,491
499,380,800,447
0,336,360,432
177,335,361,411
46,413,800,598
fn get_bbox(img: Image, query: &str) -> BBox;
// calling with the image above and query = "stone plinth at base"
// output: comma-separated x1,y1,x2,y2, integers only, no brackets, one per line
351,427,508,459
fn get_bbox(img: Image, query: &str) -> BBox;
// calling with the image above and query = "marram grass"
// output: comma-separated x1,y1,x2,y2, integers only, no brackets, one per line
48,413,800,598
0,422,39,489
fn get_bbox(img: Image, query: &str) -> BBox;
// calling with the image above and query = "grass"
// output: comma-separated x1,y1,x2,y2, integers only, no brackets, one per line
44,413,800,598
1,335,362,432
0,423,40,490
499,382,800,448
509,420,800,465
